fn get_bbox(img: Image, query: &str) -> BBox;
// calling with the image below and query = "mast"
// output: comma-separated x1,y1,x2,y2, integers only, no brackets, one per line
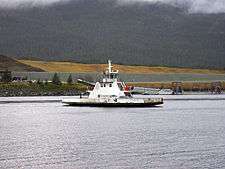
105,60,118,80
108,60,113,75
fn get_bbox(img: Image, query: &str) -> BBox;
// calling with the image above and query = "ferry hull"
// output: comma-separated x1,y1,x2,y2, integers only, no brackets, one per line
63,102,163,107
62,98,163,107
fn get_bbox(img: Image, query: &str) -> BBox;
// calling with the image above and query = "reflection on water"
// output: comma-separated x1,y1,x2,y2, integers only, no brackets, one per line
0,96,225,169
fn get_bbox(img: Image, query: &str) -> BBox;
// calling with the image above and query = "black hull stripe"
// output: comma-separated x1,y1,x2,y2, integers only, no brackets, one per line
63,102,163,107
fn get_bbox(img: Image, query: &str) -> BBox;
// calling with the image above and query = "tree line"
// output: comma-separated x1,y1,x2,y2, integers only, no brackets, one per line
0,71,74,85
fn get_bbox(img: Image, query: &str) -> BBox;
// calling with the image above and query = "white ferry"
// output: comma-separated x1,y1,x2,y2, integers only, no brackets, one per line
62,60,163,107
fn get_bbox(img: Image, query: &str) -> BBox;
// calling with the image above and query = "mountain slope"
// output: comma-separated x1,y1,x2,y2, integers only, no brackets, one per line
0,0,225,69
0,55,44,71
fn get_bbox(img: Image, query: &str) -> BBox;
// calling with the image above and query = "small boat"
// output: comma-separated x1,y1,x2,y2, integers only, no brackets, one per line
62,60,163,107
157,89,174,95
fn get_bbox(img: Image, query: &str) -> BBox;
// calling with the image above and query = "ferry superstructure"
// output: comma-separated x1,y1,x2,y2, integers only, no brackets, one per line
62,60,163,107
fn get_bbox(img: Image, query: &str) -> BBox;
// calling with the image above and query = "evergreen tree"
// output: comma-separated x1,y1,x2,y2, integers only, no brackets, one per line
1,70,12,83
52,73,61,85
67,74,73,84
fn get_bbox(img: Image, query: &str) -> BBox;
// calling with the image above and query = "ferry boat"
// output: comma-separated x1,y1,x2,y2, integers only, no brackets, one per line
62,60,163,107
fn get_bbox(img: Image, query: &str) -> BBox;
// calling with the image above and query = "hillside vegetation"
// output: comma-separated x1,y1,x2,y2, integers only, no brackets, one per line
0,0,225,69
19,60,225,75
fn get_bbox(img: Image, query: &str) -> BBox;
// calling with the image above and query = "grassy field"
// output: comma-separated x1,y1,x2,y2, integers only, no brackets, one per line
18,60,225,75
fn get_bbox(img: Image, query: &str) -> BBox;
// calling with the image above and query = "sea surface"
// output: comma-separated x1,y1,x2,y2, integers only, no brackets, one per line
0,96,225,169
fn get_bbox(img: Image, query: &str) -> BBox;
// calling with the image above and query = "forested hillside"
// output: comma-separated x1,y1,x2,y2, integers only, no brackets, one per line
0,0,225,69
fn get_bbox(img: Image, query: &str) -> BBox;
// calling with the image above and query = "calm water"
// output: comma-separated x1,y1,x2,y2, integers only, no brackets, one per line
0,96,225,169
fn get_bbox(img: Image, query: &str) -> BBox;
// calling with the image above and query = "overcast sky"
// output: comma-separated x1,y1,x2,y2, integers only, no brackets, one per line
0,0,225,14
120,0,225,13
0,0,67,8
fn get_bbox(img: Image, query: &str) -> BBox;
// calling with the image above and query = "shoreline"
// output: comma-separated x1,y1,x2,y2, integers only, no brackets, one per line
0,82,86,97
0,81,224,97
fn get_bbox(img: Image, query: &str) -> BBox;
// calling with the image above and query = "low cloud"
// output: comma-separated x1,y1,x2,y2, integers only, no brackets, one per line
0,0,70,8
118,0,225,14
0,0,225,14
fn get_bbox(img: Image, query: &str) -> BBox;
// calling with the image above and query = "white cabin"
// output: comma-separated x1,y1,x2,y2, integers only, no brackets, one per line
88,60,130,99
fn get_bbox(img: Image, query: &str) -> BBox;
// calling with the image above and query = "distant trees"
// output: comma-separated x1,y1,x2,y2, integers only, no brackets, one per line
52,73,61,85
67,74,73,84
1,1,225,69
1,70,12,83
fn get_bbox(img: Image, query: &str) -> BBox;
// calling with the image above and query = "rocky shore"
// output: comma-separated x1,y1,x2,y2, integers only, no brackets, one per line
0,88,80,97
0,82,86,97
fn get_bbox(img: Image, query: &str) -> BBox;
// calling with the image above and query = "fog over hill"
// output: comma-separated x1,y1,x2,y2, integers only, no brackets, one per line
0,0,225,69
